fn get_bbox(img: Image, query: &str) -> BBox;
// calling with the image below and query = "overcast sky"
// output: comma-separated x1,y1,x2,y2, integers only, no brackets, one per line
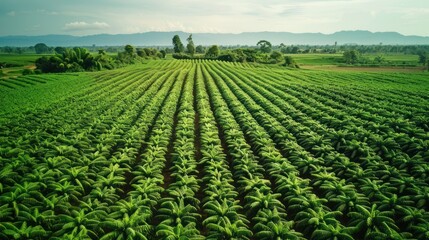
1,0,428,36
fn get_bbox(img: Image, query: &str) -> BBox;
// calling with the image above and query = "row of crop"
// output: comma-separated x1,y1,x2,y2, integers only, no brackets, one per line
0,62,186,238
193,64,256,239
301,82,428,138
203,61,357,239
232,62,429,200
242,67,429,175
200,63,306,239
216,61,428,239
276,70,428,135
150,65,205,238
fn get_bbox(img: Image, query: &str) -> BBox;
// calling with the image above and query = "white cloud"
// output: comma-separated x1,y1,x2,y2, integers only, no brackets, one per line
7,11,16,17
64,21,110,31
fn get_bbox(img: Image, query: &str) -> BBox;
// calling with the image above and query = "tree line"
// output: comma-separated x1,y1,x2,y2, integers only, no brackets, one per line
171,35,299,67
33,44,164,73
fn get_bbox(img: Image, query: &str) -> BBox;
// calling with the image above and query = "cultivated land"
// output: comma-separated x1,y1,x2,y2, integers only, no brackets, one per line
1,59,429,239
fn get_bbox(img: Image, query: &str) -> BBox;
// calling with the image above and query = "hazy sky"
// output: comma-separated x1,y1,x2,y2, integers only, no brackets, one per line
1,0,428,36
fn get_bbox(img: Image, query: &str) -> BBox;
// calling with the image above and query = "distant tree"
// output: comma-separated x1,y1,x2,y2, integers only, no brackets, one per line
257,40,272,53
186,34,195,56
373,55,385,64
137,48,147,58
417,51,427,65
205,45,220,58
270,51,283,63
172,35,185,53
124,45,135,55
343,50,360,64
3,46,13,54
15,47,24,54
160,50,166,58
196,45,205,54
283,55,298,68
54,47,67,55
291,46,299,54
34,43,50,54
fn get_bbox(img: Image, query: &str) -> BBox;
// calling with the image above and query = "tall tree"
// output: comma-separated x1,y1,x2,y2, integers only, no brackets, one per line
186,34,195,56
205,45,220,58
172,35,185,53
34,43,50,54
257,40,272,53
417,51,427,65
124,45,135,55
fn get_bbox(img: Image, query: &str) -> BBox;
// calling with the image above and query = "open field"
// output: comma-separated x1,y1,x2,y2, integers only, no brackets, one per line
1,59,429,239
0,54,40,78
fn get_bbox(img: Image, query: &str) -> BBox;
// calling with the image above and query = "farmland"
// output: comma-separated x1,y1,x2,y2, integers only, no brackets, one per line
1,59,429,239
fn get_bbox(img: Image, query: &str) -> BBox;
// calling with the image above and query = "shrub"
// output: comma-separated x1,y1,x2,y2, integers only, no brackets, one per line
22,69,34,75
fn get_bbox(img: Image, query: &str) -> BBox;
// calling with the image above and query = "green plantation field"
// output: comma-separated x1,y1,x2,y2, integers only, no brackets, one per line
1,60,429,239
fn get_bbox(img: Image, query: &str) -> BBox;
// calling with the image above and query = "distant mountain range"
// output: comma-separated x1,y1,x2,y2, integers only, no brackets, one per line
1,30,428,47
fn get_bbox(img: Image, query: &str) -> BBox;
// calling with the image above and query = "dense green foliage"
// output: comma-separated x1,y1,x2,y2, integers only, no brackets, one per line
0,60,429,239
34,45,162,73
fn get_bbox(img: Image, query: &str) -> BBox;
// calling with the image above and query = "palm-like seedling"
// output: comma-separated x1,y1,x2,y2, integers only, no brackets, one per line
156,222,203,240
320,179,356,200
0,222,47,240
100,212,151,240
0,182,42,217
18,207,54,229
294,155,321,175
167,187,200,206
410,222,429,240
49,180,82,203
60,166,94,194
95,172,126,196
203,184,238,203
311,167,338,188
389,176,420,195
365,222,413,240
348,204,398,239
87,186,120,206
206,218,252,240
414,187,429,210
53,209,106,238
253,208,303,240
99,163,129,177
328,130,352,151
79,198,110,213
397,206,429,230
327,154,360,178
359,179,396,200
130,178,163,207
168,175,200,194
132,163,163,182
255,220,304,240
0,203,13,221
244,190,284,217
369,136,400,160
295,207,341,236
203,199,248,227
238,175,271,195
51,227,91,240
108,196,150,219
38,156,71,177
42,194,71,215
157,198,200,226
0,164,18,192
375,194,414,212
330,192,370,215
311,223,354,240
344,139,370,160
